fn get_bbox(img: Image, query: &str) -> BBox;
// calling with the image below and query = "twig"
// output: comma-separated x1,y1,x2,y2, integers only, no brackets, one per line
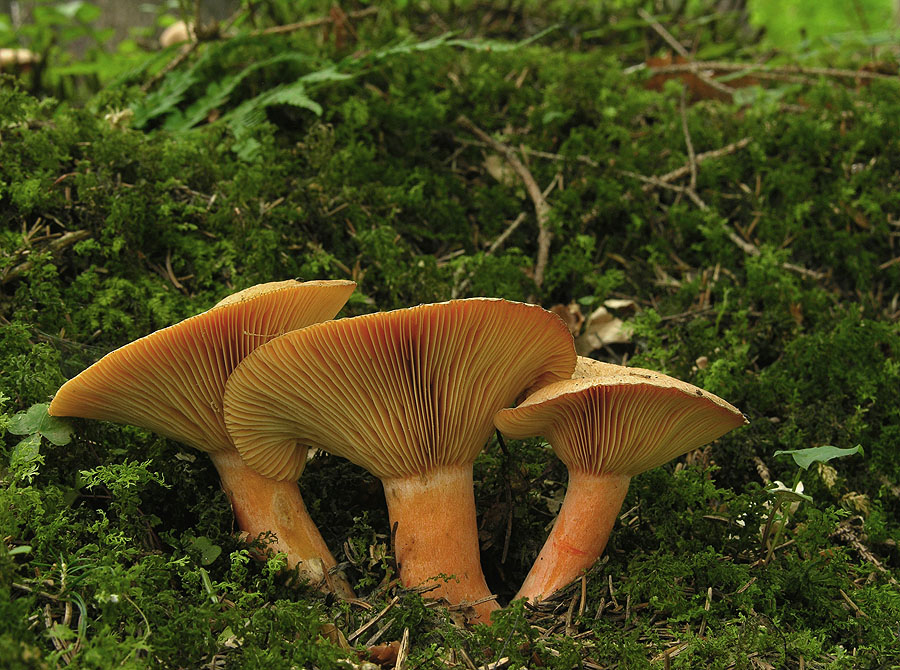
637,8,736,100
251,6,378,36
679,89,697,190
456,116,553,292
164,249,186,292
447,594,498,611
878,255,900,270
456,137,600,168
1,230,91,285
451,212,528,299
622,170,826,280
649,137,752,188
753,456,772,485
638,60,900,82
831,517,898,584
363,617,394,647
395,627,410,670
839,588,869,618
698,586,712,637
488,211,528,255
619,169,708,209
348,595,400,642
727,228,825,279
141,41,199,93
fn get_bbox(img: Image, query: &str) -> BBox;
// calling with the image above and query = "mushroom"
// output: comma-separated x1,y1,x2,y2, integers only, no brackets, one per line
494,358,747,602
223,298,576,622
0,48,39,73
48,279,356,596
159,20,194,48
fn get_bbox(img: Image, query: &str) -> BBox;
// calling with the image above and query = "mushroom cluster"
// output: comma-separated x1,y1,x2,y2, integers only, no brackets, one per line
50,281,746,624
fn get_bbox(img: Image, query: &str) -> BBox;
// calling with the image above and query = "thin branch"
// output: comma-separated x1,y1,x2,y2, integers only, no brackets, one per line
1,230,91,285
488,211,528,255
638,60,900,82
451,212,527,299
141,41,199,93
637,8,736,100
250,6,378,36
456,116,552,291
679,89,697,190
620,170,826,281
650,137,752,187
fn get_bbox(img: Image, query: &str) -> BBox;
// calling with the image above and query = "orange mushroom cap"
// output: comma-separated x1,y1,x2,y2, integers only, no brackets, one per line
223,298,577,481
49,279,356,453
494,362,747,477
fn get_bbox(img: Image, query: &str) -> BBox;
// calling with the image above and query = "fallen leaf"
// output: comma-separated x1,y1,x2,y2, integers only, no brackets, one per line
366,640,400,666
320,622,351,651
549,302,584,336
574,306,632,355
603,298,636,311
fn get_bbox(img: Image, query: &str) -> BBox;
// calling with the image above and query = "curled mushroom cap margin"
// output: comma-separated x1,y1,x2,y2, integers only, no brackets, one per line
494,363,748,477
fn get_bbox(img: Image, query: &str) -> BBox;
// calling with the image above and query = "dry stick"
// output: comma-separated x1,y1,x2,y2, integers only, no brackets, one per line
1,230,91,285
619,169,708,209
395,627,410,670
465,134,751,190
649,137,752,188
620,170,825,280
251,6,378,36
456,115,553,291
456,137,601,168
839,588,869,618
679,89,697,190
451,212,527,299
347,595,400,643
363,617,395,647
643,60,900,82
637,8,736,101
141,40,199,93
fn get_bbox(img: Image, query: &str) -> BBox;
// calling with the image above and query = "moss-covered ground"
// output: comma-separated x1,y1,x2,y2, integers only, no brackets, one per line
1,2,899,668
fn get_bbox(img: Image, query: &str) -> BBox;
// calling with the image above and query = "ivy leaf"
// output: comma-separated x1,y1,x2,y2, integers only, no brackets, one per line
773,445,863,470
8,403,74,446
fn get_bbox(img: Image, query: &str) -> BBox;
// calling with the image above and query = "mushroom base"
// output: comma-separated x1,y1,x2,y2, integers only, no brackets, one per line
516,470,631,602
210,449,354,598
382,466,499,624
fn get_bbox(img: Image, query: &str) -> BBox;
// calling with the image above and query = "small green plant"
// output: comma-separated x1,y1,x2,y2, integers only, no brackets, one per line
5,403,72,483
761,445,863,563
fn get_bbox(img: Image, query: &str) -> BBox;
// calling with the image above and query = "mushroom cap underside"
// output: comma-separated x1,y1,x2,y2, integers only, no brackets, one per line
48,279,356,454
494,373,747,477
224,298,577,481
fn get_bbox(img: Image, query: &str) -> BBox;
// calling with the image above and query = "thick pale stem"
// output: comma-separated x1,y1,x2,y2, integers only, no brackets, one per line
382,466,499,624
516,470,630,602
209,449,354,599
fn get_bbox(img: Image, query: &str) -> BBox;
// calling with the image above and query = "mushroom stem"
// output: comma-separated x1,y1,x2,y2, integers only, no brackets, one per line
516,470,630,603
382,465,499,624
209,449,354,599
